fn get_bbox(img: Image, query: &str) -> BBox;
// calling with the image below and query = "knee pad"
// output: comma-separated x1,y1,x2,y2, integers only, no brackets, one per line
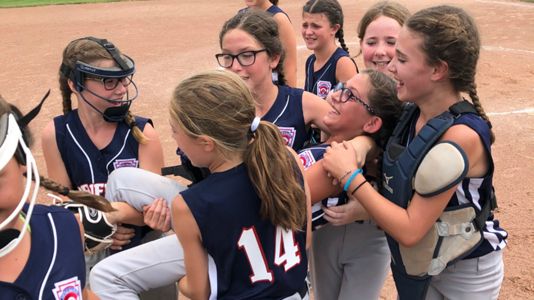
56,201,117,255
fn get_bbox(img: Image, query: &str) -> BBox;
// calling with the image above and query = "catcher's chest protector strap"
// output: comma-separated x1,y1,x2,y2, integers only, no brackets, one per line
380,101,485,300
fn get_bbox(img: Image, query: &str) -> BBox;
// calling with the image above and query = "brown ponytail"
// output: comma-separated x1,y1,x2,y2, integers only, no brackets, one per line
38,176,115,212
124,111,148,144
245,121,306,230
170,70,306,231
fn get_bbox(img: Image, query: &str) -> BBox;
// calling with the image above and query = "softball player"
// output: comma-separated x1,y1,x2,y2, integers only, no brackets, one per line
218,9,331,152
299,70,400,300
40,36,175,299
0,95,105,299
241,0,298,87
322,6,507,299
170,70,310,299
302,0,358,99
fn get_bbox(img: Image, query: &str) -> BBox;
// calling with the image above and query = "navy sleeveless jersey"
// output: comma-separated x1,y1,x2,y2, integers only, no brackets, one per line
304,47,351,99
54,110,150,195
181,164,308,299
54,109,152,250
0,204,86,300
262,85,308,151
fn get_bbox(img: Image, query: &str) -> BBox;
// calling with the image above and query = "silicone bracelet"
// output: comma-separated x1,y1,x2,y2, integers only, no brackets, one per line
343,169,362,192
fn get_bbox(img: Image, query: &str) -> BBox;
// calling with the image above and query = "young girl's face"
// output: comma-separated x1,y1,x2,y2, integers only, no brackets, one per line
301,12,339,51
323,73,374,136
361,15,402,73
388,27,434,102
76,59,130,111
0,157,25,217
220,29,277,92
170,120,209,168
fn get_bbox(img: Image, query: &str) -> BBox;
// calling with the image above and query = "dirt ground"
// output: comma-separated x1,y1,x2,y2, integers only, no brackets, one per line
1,0,533,299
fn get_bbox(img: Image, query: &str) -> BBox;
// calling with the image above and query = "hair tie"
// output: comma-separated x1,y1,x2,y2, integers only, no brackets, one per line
250,117,261,133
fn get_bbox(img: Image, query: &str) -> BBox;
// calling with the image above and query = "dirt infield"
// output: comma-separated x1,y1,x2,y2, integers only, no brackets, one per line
1,0,533,299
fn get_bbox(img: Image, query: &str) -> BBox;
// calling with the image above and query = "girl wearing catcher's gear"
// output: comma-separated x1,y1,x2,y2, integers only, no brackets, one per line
40,37,174,298
322,6,507,300
299,70,400,300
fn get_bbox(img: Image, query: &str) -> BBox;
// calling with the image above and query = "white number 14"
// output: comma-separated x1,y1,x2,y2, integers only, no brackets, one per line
237,226,301,284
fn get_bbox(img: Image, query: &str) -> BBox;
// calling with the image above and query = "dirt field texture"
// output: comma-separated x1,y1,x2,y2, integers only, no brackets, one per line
1,0,533,299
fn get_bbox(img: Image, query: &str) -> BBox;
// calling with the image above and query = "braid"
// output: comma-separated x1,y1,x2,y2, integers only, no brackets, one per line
468,82,495,144
336,29,349,54
125,111,148,144
59,73,73,115
37,176,115,212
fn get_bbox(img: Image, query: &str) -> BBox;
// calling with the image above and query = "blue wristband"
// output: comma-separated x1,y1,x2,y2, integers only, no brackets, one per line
343,169,362,192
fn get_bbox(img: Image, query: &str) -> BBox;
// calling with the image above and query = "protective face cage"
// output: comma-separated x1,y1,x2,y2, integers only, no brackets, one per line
0,113,39,257
60,37,139,122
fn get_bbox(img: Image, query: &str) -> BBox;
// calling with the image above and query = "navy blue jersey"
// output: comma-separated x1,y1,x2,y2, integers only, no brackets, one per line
54,109,151,250
262,85,308,151
0,205,86,300
298,144,348,230
181,164,307,300
54,110,150,196
304,48,352,99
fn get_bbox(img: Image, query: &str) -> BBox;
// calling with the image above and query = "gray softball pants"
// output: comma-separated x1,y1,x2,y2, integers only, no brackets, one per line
89,167,187,300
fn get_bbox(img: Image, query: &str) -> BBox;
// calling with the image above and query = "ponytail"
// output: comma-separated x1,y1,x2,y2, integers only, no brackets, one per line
59,72,73,115
244,121,306,231
124,111,148,144
37,176,115,212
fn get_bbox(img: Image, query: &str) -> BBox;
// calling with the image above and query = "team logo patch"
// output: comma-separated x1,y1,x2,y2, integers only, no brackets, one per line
113,158,139,169
277,127,297,147
298,150,316,169
52,276,82,300
317,81,332,99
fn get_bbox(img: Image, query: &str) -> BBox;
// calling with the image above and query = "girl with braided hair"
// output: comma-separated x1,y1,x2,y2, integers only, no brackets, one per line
40,37,172,297
301,0,358,146
322,5,507,299
302,0,358,99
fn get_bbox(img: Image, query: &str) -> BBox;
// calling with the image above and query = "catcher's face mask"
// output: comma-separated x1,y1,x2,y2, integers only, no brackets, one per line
60,37,139,122
0,113,39,257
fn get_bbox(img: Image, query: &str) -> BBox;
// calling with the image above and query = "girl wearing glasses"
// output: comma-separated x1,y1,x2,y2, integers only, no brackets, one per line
322,6,507,299
41,37,172,296
299,70,400,299
239,0,298,87
217,9,331,152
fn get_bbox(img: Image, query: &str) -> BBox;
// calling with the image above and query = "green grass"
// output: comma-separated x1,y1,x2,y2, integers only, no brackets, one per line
0,0,119,8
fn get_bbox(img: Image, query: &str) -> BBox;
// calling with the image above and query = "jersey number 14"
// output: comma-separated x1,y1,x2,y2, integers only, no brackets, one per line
238,226,301,283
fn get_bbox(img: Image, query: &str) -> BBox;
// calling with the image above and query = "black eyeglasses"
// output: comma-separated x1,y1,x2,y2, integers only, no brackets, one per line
215,49,267,68
86,75,133,91
332,82,375,115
